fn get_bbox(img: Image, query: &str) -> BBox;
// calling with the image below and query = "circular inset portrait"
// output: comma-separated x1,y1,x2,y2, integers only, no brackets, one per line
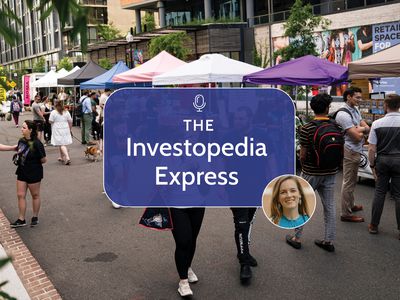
262,175,316,229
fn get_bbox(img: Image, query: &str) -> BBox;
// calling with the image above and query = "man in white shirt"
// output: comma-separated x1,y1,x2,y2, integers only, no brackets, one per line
99,89,111,109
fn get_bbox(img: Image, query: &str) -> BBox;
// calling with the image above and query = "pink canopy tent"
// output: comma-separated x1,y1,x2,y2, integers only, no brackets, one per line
112,50,186,83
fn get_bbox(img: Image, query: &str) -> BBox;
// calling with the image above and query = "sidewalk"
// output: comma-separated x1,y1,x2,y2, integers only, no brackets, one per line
0,209,62,300
0,242,30,300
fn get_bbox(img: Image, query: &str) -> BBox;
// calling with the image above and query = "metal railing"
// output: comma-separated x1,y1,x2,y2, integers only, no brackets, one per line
250,0,398,26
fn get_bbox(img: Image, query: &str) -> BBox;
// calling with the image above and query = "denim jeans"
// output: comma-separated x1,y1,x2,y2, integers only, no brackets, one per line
294,173,337,242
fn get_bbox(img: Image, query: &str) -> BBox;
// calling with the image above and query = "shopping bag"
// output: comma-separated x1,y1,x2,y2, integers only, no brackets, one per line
139,207,173,231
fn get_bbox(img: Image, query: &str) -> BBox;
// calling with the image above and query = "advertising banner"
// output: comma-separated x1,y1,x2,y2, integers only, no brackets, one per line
23,75,30,105
104,88,295,207
272,20,400,95
372,21,400,53
372,21,400,94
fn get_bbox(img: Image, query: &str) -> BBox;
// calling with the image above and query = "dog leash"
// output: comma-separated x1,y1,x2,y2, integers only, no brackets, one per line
71,131,82,144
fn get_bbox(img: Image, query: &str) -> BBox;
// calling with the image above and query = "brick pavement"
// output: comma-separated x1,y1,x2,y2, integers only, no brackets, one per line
0,208,62,300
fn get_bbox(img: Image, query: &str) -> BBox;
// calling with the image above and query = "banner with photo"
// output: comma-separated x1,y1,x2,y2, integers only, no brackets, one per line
272,20,400,95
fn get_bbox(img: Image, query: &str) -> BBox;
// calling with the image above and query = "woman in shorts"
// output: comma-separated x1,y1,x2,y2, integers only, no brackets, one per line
11,120,47,228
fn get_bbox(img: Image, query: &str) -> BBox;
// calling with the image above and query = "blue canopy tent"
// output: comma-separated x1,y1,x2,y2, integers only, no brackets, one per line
80,61,145,89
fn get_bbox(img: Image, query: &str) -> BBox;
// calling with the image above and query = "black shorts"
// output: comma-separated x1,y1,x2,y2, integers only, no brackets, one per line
34,120,44,132
17,173,42,184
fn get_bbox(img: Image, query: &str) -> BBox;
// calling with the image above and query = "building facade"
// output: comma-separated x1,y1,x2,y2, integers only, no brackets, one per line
0,0,136,73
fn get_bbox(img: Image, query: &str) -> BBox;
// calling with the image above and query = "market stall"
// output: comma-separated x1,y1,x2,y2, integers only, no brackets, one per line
152,53,262,85
113,51,186,84
80,61,131,90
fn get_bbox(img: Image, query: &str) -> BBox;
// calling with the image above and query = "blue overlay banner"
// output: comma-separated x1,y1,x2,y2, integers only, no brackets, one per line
104,88,295,207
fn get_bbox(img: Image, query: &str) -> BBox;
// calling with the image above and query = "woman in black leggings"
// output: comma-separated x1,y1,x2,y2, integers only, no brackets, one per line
170,208,205,297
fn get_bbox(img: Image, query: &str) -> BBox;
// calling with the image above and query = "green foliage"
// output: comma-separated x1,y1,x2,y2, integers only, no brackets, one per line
142,12,156,32
57,57,73,71
33,57,46,73
0,0,88,52
97,22,122,41
275,0,330,62
253,39,270,68
149,32,191,60
0,257,17,300
98,58,113,70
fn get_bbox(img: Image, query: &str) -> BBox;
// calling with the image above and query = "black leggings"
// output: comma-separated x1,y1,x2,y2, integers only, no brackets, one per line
231,208,257,264
171,208,205,279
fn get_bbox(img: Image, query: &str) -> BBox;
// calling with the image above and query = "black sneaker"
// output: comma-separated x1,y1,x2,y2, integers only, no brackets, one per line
248,255,258,267
314,239,335,252
31,217,39,227
10,219,26,228
240,264,252,282
286,234,302,249
238,254,258,267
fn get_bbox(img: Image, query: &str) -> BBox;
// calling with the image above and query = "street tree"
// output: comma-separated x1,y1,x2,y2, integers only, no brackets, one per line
57,57,73,71
0,0,88,52
142,12,156,32
149,32,191,60
98,22,122,41
33,57,46,73
274,0,330,62
99,58,113,70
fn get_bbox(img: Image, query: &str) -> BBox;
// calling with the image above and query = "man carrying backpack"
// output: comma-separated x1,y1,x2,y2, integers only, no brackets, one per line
286,93,343,252
335,87,370,223
10,95,22,127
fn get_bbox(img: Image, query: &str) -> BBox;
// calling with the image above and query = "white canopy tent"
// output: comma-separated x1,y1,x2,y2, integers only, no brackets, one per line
31,68,72,88
65,66,80,76
57,68,69,77
152,54,263,85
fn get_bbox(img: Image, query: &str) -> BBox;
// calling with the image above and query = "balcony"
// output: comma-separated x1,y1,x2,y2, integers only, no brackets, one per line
250,0,397,26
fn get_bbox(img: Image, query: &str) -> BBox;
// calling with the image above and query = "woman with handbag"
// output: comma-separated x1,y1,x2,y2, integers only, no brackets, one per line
11,120,47,228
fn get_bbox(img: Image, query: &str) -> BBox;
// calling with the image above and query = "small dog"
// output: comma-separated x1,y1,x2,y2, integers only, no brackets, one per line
0,112,5,121
85,145,101,162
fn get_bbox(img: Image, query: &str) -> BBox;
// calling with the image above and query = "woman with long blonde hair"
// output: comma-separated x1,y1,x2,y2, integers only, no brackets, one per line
270,175,309,228
49,102,72,165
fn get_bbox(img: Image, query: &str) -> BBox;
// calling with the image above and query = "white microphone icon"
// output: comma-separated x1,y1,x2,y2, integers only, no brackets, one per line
193,94,206,112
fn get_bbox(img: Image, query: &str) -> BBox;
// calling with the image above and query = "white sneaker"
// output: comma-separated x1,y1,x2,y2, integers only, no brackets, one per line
178,280,193,297
188,267,198,283
111,201,121,209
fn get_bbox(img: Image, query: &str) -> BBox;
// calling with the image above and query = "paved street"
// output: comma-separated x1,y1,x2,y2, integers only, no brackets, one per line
0,112,399,300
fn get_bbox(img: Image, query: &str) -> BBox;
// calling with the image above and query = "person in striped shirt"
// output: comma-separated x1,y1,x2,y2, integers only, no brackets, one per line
286,93,339,252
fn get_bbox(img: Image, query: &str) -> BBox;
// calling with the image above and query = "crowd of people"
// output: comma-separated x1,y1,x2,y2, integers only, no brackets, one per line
1,86,399,298
166,88,400,297
0,87,112,227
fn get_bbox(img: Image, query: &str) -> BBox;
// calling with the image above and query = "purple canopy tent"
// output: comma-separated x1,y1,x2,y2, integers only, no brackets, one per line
243,55,348,115
243,55,348,86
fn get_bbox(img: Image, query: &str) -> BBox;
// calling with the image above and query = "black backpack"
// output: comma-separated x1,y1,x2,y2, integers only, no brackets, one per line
309,119,345,169
330,107,352,121
75,97,87,118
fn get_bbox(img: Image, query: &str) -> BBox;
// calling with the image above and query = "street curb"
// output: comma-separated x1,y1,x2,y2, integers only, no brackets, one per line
0,208,62,300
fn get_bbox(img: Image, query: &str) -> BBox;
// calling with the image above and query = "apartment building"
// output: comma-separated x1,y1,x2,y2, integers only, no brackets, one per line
0,0,136,71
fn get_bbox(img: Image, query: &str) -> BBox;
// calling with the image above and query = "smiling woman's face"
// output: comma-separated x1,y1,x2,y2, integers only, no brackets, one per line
278,179,300,210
